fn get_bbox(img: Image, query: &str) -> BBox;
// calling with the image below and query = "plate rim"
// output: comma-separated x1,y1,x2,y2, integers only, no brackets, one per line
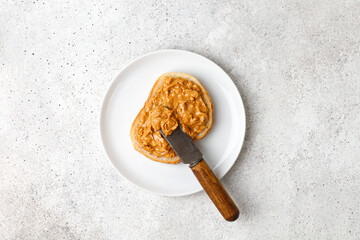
100,49,246,196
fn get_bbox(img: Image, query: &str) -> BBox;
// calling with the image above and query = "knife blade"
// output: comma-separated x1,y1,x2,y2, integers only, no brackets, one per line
160,127,239,221
159,127,202,167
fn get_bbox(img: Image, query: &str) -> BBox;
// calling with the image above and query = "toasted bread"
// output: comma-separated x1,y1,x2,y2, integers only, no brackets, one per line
130,72,213,164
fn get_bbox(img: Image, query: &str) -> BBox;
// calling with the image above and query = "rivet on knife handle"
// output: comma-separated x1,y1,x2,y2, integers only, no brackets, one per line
191,159,239,221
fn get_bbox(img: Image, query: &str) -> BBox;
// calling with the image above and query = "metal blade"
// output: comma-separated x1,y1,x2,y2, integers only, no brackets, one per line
160,127,203,167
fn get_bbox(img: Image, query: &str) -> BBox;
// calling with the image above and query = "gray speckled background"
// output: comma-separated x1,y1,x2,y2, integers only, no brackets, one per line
1,0,360,239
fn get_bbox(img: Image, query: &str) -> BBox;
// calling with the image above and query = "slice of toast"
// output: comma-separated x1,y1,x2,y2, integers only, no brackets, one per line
130,72,213,164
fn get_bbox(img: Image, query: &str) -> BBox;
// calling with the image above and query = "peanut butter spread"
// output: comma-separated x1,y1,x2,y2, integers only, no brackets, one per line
134,77,210,158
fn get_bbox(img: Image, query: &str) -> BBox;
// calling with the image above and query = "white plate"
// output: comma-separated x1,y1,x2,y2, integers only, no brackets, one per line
100,49,246,196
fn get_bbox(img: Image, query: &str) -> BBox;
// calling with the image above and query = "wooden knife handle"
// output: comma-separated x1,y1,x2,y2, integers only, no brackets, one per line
191,159,239,221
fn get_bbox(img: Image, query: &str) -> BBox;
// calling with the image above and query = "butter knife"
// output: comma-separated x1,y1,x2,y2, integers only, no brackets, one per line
160,127,239,221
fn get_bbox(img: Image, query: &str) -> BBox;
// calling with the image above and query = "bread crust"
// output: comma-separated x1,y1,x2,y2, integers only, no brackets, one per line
130,72,213,164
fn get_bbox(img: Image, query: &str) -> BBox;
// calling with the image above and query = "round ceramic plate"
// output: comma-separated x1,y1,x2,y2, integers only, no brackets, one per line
100,49,246,196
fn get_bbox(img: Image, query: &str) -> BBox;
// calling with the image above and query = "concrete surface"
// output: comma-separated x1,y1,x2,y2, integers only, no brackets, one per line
1,0,360,239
